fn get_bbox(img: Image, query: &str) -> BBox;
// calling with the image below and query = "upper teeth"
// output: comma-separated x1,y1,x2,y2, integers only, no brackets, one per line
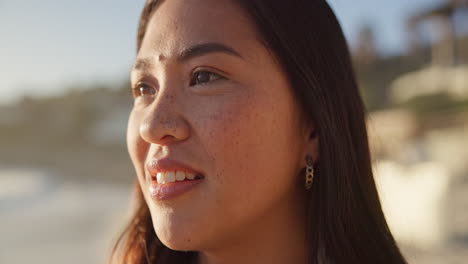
156,171,197,184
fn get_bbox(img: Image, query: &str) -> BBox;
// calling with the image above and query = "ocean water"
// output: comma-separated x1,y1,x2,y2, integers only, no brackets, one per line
0,169,133,264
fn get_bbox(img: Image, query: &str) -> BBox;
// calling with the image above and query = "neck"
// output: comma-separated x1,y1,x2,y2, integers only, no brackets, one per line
196,190,308,264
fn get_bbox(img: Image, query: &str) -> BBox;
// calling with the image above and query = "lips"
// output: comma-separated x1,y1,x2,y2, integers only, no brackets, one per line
146,159,204,179
154,170,204,184
145,158,205,200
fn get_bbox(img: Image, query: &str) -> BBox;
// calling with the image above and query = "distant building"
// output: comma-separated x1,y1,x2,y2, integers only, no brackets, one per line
391,65,468,102
407,0,468,66
391,0,468,103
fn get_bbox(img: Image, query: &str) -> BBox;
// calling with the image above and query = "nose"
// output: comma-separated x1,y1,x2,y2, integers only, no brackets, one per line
139,92,190,145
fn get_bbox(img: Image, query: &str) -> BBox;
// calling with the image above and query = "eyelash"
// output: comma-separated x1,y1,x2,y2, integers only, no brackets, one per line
132,70,226,98
189,70,225,86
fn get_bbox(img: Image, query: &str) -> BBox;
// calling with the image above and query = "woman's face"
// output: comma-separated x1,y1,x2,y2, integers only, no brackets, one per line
128,0,312,251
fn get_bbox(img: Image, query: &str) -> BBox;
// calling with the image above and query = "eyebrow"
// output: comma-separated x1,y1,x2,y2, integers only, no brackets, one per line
132,42,243,71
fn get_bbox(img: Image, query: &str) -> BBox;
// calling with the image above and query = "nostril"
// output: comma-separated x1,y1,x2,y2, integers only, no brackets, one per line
161,135,173,140
159,134,177,143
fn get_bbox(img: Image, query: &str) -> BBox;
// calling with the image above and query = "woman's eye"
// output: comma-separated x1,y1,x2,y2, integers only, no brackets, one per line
133,83,156,97
190,70,224,86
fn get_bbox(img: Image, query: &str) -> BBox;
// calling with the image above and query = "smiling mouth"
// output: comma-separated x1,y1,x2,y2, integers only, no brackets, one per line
151,170,205,184
148,170,205,200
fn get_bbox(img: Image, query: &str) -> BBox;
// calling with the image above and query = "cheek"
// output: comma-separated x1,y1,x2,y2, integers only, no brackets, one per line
200,91,300,205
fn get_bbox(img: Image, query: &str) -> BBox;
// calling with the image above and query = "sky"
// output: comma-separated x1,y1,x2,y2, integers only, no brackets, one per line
0,0,444,104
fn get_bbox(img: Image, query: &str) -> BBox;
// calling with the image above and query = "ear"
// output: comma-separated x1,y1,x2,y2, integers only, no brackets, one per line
301,123,320,166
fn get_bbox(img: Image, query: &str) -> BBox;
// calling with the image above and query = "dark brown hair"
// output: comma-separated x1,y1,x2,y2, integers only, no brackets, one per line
111,0,408,263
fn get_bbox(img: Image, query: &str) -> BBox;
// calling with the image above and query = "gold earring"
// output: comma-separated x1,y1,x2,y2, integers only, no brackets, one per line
305,156,314,190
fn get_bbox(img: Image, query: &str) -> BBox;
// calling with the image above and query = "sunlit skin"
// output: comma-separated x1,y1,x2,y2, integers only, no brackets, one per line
127,0,319,263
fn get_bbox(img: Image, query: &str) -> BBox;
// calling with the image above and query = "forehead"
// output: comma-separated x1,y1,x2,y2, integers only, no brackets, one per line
139,0,259,60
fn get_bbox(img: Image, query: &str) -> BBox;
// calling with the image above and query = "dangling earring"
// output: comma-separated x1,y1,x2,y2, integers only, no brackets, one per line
305,156,314,190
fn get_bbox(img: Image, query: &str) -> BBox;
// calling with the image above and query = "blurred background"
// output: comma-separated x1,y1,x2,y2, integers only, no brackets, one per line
0,0,467,263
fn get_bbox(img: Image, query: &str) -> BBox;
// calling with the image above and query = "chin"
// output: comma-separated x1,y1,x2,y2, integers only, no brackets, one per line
152,214,203,251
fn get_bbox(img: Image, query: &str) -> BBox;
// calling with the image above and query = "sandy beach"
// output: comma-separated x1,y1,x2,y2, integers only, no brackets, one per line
0,169,133,264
